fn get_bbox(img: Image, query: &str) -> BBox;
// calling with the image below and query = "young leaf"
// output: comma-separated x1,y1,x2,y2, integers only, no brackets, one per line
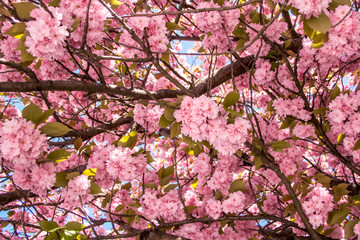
46,149,71,163
229,179,247,193
40,122,72,136
223,90,240,108
170,122,181,138
65,222,84,231
305,12,331,33
4,23,26,37
54,172,69,188
165,22,184,31
12,2,36,20
353,139,360,151
333,0,351,5
90,182,103,195
329,208,350,225
22,103,43,124
39,221,59,232
330,85,341,101
159,114,173,128
271,141,292,151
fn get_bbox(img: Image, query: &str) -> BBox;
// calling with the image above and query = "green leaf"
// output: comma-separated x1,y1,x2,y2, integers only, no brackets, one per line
70,18,82,32
90,182,103,195
0,7,11,18
170,122,181,138
37,108,55,125
46,149,71,163
344,220,359,239
330,85,341,101
4,23,26,37
164,184,178,193
65,222,84,231
40,122,72,136
22,103,43,124
313,107,328,116
122,182,132,190
229,179,247,193
284,203,295,216
333,183,350,201
115,204,125,212
223,91,240,108
159,114,174,128
165,22,184,31
164,107,176,122
282,194,292,202
353,139,360,151
39,221,59,232
54,172,69,188
254,155,263,169
315,173,331,188
74,138,83,150
146,151,154,164
279,116,295,129
20,48,36,63
158,165,174,186
322,228,335,236
48,0,61,7
66,172,80,180
351,195,360,201
160,53,170,64
266,100,275,112
0,221,9,228
12,2,36,20
329,208,350,225
271,141,292,151
333,0,351,6
44,232,58,240
101,195,110,208
118,131,137,149
185,205,197,212
265,0,275,10
305,12,331,33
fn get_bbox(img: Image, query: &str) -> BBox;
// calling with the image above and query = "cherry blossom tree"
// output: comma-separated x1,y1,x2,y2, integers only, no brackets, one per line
0,0,360,239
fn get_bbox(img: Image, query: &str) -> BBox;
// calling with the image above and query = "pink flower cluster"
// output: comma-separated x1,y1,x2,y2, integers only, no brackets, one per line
273,97,312,121
328,92,360,136
273,0,331,18
203,191,246,219
246,21,287,56
140,189,186,222
194,2,239,51
174,96,250,155
262,193,282,215
106,146,146,181
26,7,68,59
0,118,55,196
271,145,308,176
299,186,334,228
253,59,275,85
326,5,360,58
0,119,47,166
119,15,168,57
60,0,108,47
0,22,21,62
134,104,164,133
88,145,146,188
61,175,92,209
292,124,315,139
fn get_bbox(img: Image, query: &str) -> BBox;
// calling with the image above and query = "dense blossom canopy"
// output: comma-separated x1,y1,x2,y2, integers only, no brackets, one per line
0,0,360,239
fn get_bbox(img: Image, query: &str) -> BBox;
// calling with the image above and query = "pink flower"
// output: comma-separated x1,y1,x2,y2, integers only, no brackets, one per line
205,199,222,219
